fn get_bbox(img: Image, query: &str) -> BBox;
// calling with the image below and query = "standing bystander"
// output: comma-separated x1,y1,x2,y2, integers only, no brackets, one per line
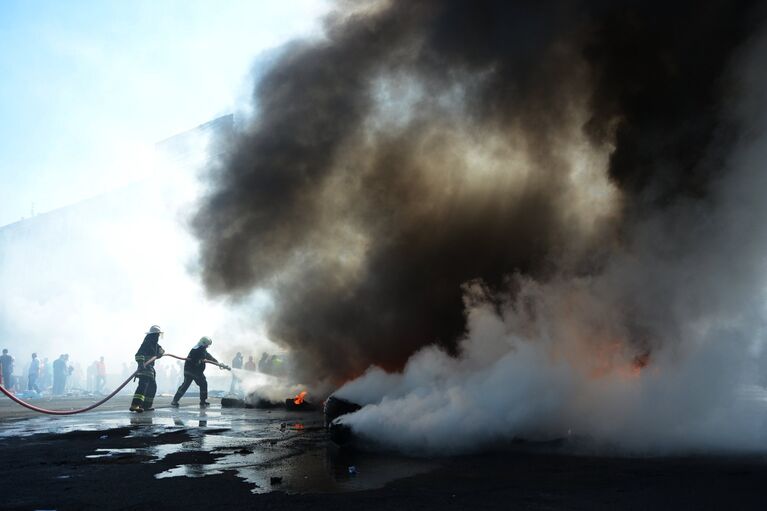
0,349,14,388
96,356,107,393
28,353,41,392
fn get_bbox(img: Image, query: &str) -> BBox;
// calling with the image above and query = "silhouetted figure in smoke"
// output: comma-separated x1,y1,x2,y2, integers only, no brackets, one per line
27,353,40,393
0,349,14,388
86,361,96,392
121,362,130,382
171,337,222,408
52,354,69,395
258,352,269,373
130,325,164,413
244,356,256,372
66,360,79,392
41,357,51,391
229,352,243,394
96,356,106,394
268,355,284,376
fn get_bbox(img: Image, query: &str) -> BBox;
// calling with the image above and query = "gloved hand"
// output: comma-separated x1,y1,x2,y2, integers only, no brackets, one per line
220,364,231,371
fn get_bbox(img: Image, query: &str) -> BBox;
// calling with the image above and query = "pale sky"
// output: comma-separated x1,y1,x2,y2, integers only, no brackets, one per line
0,0,330,227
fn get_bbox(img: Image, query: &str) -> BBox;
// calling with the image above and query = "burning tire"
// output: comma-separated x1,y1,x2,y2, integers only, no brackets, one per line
221,395,281,409
284,390,318,411
221,397,248,408
324,395,362,445
324,395,362,426
284,398,318,411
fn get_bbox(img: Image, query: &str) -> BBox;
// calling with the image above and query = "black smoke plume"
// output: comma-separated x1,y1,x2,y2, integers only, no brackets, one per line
193,0,763,385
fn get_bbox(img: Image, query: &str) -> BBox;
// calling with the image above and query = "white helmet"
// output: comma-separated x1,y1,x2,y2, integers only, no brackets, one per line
146,325,163,335
198,336,212,347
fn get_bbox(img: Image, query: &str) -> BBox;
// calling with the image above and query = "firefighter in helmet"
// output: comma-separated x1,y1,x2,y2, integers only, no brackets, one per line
130,325,165,413
171,336,226,408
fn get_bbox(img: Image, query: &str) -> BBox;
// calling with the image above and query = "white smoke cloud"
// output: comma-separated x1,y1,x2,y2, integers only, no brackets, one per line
333,28,767,455
234,369,308,404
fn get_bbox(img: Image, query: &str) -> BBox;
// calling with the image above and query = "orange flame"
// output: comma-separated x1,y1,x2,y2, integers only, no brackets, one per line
588,341,651,380
293,391,307,405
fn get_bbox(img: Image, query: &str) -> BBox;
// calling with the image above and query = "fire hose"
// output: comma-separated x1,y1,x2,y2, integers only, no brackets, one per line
0,353,230,416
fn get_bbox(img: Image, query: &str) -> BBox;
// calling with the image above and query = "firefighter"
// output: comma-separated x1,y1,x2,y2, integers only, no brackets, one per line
171,337,225,408
130,325,164,413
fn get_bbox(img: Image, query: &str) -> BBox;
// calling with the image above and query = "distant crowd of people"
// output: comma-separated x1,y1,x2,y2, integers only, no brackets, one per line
0,348,111,397
226,351,286,395
255,352,287,376
226,351,285,376
0,346,289,399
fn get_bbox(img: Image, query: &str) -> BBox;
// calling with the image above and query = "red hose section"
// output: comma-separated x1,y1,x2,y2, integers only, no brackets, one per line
0,353,225,416
165,353,225,368
0,370,139,416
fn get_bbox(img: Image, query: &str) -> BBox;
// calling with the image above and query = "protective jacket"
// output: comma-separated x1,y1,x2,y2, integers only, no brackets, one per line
135,337,164,378
183,346,217,376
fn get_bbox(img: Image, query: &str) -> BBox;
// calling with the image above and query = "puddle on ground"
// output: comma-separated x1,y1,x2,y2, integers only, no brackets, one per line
150,417,436,494
86,448,139,459
226,445,437,494
3,404,437,494
152,442,436,494
0,406,229,438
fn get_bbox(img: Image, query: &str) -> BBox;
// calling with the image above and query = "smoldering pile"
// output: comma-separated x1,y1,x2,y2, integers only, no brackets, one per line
221,369,318,411
194,0,767,453
222,390,318,411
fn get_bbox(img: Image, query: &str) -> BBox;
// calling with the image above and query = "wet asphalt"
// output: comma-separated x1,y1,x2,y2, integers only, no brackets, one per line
3,395,767,510
0,396,433,496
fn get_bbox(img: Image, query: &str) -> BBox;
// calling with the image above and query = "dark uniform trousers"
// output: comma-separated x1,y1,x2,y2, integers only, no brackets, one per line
131,369,157,409
173,372,208,404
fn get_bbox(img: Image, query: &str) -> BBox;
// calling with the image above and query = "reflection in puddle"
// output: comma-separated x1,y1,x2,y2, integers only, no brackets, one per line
158,465,224,479
153,431,436,494
0,409,223,439
86,448,138,459
0,415,135,438
150,443,187,462
6,405,437,495
233,445,436,494
0,406,227,439
130,415,155,426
